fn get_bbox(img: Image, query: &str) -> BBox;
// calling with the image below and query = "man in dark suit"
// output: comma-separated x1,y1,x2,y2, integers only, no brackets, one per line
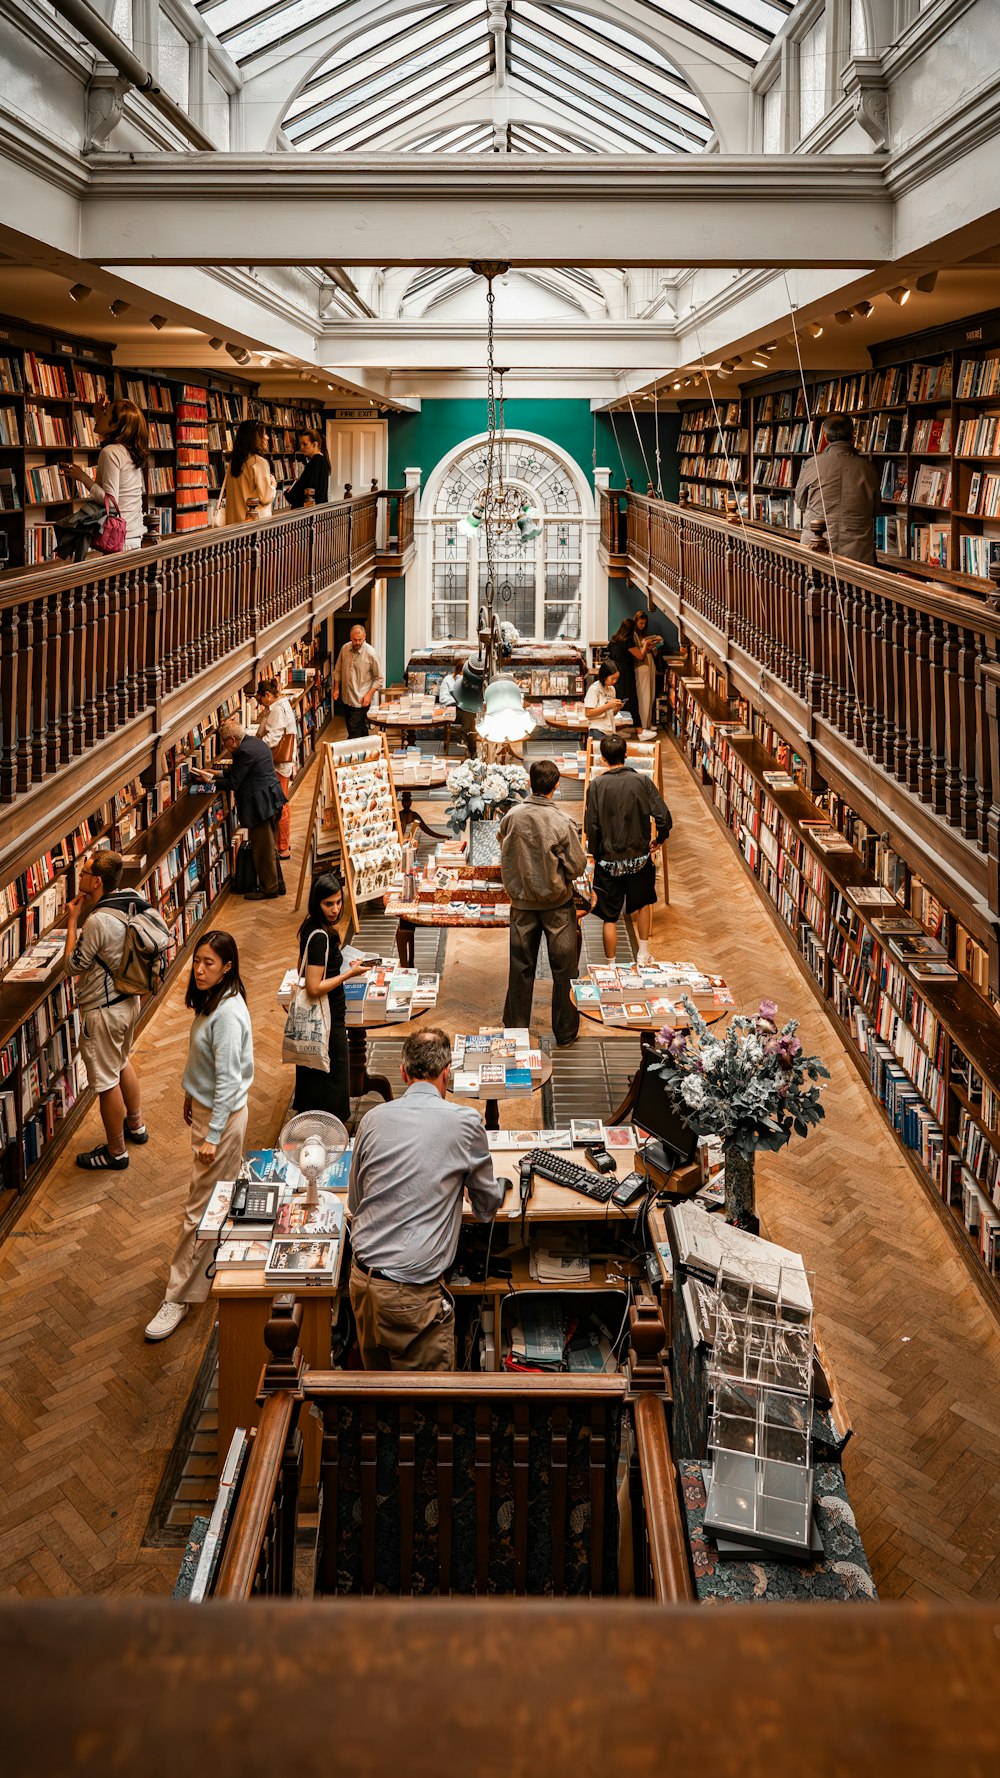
192,719,287,899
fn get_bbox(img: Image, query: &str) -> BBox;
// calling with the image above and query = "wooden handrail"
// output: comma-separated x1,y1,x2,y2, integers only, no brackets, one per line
301,1372,628,1402
632,1393,695,1604
212,1392,298,1601
603,488,1000,945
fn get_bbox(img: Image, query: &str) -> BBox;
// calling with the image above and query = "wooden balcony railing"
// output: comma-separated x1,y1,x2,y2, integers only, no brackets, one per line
374,487,416,572
602,490,1000,943
0,494,380,883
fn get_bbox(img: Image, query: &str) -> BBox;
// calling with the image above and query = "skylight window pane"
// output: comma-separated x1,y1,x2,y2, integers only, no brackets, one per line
288,3,475,110
798,14,827,139
223,0,341,62
762,80,782,152
286,23,486,137
158,11,190,110
639,0,765,65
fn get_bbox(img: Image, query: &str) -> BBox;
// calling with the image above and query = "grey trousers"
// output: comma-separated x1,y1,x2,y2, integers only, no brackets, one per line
503,901,581,1046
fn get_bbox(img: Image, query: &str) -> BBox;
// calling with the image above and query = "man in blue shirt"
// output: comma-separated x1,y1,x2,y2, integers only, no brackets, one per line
348,1027,503,1369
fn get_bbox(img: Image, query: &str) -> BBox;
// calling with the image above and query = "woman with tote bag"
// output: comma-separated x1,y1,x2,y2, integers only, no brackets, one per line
285,873,366,1123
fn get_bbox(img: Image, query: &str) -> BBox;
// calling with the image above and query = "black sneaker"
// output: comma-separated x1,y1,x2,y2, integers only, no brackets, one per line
76,1144,129,1170
124,1123,149,1145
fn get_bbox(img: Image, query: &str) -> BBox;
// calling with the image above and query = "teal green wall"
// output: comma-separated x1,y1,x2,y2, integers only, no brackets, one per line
388,399,679,653
389,400,679,498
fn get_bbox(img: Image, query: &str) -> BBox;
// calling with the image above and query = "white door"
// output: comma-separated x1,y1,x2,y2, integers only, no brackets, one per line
326,420,387,500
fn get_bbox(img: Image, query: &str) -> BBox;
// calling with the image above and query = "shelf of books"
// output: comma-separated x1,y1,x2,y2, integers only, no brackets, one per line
0,688,252,1229
0,325,113,569
117,370,178,537
665,649,1000,1304
677,400,748,515
676,310,1000,595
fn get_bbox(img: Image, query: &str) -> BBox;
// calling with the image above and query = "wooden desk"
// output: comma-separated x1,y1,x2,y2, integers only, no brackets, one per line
213,1234,346,1510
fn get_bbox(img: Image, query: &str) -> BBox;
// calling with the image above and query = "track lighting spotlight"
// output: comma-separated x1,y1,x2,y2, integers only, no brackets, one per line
805,322,824,339
751,354,770,368
720,360,735,373
672,380,682,389
226,343,252,365
834,310,853,325
149,314,168,329
109,299,129,317
761,341,778,354
887,286,910,306
915,271,938,294
208,337,224,350
854,300,874,317
68,283,91,302
729,356,744,367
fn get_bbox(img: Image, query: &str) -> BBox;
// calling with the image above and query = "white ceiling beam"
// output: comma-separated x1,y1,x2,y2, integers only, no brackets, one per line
81,153,893,267
314,316,677,370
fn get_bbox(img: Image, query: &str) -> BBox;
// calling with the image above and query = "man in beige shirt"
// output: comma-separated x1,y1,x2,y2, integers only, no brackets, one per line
332,622,384,737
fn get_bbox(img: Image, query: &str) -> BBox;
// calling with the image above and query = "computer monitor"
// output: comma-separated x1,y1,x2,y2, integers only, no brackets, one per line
631,1064,698,1172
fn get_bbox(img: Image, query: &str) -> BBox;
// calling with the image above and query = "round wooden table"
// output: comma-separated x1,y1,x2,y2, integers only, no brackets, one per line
572,968,729,1123
346,1001,431,1103
448,1051,553,1131
369,707,458,750
389,758,451,840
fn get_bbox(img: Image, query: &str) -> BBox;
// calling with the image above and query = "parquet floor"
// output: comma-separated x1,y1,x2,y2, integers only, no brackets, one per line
1,738,1000,1600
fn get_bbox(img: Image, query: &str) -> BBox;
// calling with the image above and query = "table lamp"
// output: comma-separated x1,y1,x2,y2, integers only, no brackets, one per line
476,675,536,743
278,1111,349,1209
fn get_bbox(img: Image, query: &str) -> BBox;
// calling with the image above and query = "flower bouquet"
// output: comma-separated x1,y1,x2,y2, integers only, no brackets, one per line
499,620,521,657
444,758,530,836
649,998,829,1227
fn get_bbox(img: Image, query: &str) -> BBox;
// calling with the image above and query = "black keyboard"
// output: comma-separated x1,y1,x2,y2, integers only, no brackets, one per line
522,1148,618,1203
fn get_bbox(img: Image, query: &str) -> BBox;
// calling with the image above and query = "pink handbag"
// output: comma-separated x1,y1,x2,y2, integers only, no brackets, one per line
92,494,127,554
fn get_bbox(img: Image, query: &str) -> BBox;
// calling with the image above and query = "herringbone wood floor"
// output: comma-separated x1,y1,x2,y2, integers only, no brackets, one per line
1,740,999,1599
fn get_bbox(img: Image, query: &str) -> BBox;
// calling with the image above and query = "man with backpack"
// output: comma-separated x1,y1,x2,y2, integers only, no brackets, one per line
63,850,169,1171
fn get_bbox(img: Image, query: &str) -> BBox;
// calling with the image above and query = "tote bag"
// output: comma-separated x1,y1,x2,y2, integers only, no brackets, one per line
281,933,331,1071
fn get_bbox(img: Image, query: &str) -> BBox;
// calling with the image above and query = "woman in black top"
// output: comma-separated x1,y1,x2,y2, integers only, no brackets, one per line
285,430,330,508
292,872,366,1121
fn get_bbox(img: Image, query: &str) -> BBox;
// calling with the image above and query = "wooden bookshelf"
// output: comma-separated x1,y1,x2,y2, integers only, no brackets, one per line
247,394,324,506
0,681,258,1232
666,651,1000,1310
0,318,114,570
676,307,1000,594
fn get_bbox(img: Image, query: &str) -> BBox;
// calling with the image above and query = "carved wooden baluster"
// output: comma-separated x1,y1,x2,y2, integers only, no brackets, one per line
957,625,982,842
828,575,847,733
12,596,34,791
122,562,142,720
892,599,912,783
913,608,933,803
104,573,125,731
44,586,64,774
869,592,887,767
941,621,964,828
975,656,1000,919
926,616,947,816
144,551,164,712
0,601,18,799
79,576,100,746
29,593,48,783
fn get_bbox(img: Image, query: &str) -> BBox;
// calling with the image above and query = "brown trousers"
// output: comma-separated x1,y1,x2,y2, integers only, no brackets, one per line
349,1262,456,1371
165,1100,249,1304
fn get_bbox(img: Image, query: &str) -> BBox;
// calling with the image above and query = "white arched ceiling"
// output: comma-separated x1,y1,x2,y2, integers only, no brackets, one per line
200,0,790,151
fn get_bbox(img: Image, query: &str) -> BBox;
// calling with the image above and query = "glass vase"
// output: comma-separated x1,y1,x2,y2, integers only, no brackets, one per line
723,1148,757,1231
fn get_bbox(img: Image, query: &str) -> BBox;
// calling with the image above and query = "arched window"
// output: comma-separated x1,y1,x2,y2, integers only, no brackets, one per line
430,438,584,643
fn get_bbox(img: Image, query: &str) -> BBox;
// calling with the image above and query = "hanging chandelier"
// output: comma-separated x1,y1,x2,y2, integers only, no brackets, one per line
464,260,537,748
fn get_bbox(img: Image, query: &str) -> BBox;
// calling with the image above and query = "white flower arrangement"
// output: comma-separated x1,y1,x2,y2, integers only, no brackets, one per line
445,758,530,834
499,621,521,653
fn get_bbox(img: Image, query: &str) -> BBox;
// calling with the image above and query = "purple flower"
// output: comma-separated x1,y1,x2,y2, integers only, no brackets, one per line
776,1035,802,1067
759,998,779,1021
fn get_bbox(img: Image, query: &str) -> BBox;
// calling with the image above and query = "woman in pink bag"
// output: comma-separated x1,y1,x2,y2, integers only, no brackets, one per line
59,396,148,551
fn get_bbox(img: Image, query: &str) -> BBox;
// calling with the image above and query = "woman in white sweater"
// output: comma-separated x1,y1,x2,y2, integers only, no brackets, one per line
60,397,147,549
145,931,254,1342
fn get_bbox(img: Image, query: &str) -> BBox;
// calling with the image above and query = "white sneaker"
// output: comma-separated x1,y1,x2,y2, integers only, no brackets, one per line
636,946,654,965
145,1301,189,1342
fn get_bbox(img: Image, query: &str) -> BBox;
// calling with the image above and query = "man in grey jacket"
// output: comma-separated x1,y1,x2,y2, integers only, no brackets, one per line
498,758,587,1046
794,416,880,563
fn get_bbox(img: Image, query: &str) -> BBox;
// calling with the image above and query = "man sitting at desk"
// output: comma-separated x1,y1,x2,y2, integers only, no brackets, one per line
348,1028,504,1370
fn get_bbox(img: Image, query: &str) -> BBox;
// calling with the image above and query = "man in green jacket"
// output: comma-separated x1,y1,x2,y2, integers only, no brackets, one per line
498,758,587,1046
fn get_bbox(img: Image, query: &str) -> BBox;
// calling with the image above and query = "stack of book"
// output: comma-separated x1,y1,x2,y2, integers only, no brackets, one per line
573,961,733,1027
344,959,441,1024
451,1027,544,1096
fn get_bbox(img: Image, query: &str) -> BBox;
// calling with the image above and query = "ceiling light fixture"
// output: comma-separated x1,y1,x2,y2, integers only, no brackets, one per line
720,360,735,373
915,271,938,294
762,341,778,354
68,283,91,302
208,337,224,350
834,310,853,325
805,322,824,339
854,300,874,317
751,353,770,368
149,314,168,329
672,380,683,389
226,342,252,365
109,299,129,317
887,286,910,306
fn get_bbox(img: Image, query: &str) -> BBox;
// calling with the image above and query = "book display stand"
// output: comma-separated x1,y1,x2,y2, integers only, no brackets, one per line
296,734,404,932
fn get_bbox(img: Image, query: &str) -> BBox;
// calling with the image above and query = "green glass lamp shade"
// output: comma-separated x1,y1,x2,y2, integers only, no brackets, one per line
516,502,542,542
476,675,536,742
460,505,484,537
454,656,486,713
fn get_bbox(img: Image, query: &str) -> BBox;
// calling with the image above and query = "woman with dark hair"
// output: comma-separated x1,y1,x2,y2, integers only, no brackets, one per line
583,658,623,738
607,610,660,731
255,676,298,859
145,932,254,1341
59,396,148,550
223,419,276,525
285,430,330,508
292,873,367,1122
